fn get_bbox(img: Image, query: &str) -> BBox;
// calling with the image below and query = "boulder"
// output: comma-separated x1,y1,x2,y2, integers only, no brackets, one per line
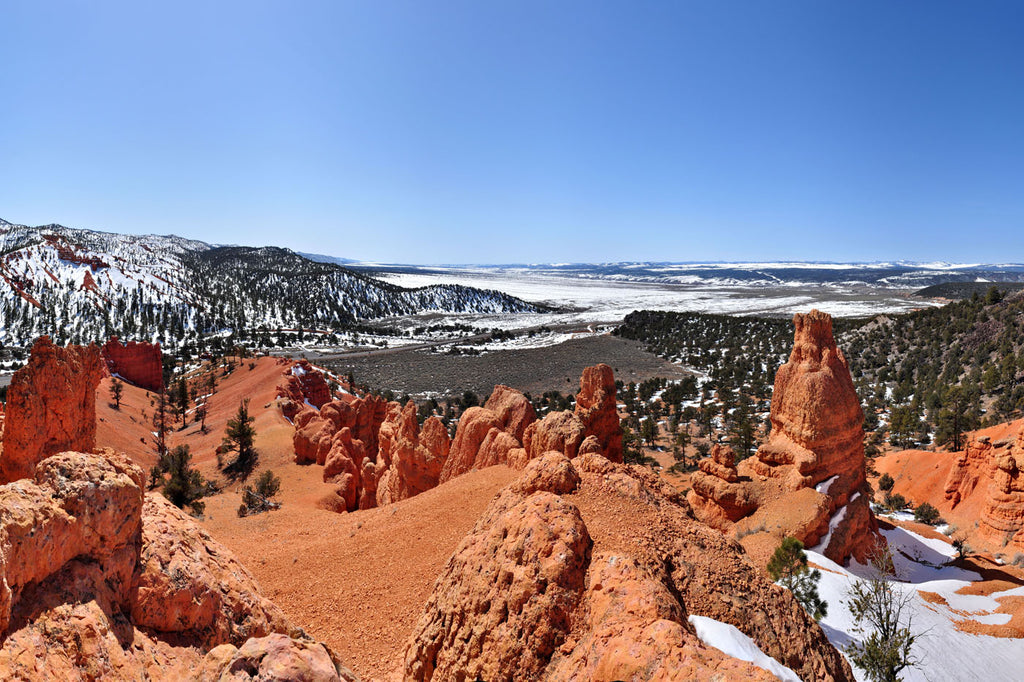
196,634,357,682
403,490,592,682
131,494,294,648
0,337,103,483
523,410,586,460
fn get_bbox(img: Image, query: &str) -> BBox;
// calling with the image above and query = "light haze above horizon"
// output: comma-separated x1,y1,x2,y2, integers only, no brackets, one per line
2,1,1022,265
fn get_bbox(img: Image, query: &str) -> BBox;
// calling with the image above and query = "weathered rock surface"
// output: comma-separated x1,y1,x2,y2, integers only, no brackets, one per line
483,384,537,443
547,554,778,682
573,363,623,463
101,335,163,393
0,450,347,681
376,403,451,506
439,406,503,483
197,634,358,682
403,488,592,681
687,310,880,565
0,337,103,483
980,429,1024,550
404,448,853,682
132,494,295,647
277,360,332,416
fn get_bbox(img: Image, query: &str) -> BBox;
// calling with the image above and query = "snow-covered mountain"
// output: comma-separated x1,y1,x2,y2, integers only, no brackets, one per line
0,218,542,348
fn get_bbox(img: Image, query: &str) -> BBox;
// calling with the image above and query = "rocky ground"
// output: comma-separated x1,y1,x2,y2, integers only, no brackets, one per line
315,334,691,398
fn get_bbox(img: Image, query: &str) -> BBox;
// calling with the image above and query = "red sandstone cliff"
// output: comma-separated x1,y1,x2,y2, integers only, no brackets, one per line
101,336,163,393
688,310,880,565
0,336,102,483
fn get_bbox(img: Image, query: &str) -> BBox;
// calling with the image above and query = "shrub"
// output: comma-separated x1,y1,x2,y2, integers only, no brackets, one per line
878,473,895,492
238,470,282,517
913,502,941,525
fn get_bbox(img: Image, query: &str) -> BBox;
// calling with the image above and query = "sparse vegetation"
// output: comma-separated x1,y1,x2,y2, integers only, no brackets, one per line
844,544,920,682
238,470,282,517
913,502,941,526
767,537,828,620
221,399,257,476
154,445,206,516
109,378,123,409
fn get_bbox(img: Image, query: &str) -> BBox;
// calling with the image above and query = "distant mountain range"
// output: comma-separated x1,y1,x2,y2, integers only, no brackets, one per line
0,218,541,348
346,261,1024,289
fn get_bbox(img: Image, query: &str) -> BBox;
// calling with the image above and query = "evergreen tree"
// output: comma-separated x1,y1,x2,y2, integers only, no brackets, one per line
109,378,124,409
176,377,189,427
844,544,919,682
767,537,828,620
158,445,206,516
222,399,257,474
152,390,171,460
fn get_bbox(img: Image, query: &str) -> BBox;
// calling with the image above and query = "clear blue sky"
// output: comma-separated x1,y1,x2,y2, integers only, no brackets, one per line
2,1,1022,264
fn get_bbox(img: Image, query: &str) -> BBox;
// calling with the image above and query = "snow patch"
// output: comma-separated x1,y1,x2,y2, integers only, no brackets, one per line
687,615,801,682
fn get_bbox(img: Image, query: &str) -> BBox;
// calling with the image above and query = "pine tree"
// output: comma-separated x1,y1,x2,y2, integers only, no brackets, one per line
176,377,189,427
222,399,256,474
110,378,124,409
152,390,171,460
844,544,919,682
767,537,828,621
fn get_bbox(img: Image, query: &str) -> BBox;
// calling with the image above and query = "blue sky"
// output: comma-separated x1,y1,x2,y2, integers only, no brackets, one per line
2,1,1022,264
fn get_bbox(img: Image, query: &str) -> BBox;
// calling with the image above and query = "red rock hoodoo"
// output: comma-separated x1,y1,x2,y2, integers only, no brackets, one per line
0,336,103,484
688,310,880,565
286,364,622,514
101,336,163,393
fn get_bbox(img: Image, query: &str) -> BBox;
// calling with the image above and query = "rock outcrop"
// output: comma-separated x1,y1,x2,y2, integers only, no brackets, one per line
439,365,622,485
0,451,345,681
376,403,451,506
292,389,452,512
688,310,880,565
277,360,332,418
404,450,853,682
196,634,357,682
573,363,623,463
287,365,622,513
101,336,163,393
979,429,1024,550
0,336,103,484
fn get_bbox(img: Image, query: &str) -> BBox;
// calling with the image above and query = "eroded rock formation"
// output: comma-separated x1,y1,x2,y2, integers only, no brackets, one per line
404,450,853,682
289,364,624,513
0,451,348,681
979,429,1024,550
277,360,332,418
102,336,163,393
688,310,880,565
0,336,102,483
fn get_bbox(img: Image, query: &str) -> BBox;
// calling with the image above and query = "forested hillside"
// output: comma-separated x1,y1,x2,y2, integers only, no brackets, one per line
0,218,543,353
615,287,1024,454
